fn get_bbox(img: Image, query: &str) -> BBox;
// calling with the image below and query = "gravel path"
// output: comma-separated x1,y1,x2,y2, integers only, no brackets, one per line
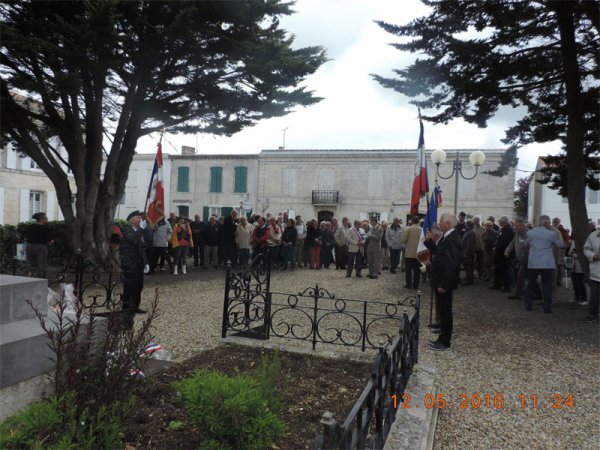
140,265,599,450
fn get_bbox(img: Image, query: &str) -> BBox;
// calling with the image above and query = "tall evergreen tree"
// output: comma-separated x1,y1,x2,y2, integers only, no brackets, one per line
1,0,326,259
372,0,598,273
514,176,532,219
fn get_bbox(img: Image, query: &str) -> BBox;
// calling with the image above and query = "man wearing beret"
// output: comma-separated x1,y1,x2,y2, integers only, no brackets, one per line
120,210,149,322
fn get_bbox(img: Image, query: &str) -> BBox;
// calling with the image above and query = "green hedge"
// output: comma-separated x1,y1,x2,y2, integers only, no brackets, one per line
0,219,129,267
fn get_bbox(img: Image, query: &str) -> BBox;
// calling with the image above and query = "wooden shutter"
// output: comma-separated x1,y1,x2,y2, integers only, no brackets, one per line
177,167,190,192
210,166,222,192
234,166,247,193
203,206,209,222
221,206,233,218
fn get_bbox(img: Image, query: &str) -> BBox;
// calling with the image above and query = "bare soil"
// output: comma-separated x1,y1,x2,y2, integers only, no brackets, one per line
122,343,373,450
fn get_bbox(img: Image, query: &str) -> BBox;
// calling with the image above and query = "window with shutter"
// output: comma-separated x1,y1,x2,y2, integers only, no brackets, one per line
177,205,189,217
221,206,233,218
283,168,297,196
203,206,209,222
29,191,42,218
177,166,190,192
368,168,383,198
234,166,247,193
210,166,223,193
319,168,334,190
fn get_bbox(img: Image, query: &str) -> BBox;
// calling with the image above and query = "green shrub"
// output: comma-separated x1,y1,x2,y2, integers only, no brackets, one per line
16,220,70,267
0,224,19,268
0,394,133,450
174,351,286,450
0,397,61,448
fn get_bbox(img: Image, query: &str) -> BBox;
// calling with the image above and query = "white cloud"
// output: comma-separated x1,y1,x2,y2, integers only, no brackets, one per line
140,0,559,178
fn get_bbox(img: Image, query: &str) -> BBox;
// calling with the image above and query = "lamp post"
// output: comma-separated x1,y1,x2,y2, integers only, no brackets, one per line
430,150,486,216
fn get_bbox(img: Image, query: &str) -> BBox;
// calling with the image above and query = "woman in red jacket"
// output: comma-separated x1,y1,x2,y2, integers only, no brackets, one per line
171,216,193,275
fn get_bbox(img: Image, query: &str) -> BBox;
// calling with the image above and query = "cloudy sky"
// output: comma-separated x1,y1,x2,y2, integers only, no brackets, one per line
138,0,559,180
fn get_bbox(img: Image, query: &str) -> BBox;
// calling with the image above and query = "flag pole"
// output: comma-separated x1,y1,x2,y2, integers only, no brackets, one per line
144,128,165,213
419,110,434,328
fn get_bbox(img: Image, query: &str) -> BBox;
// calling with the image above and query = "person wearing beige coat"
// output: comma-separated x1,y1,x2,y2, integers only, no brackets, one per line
401,217,423,289
235,216,254,268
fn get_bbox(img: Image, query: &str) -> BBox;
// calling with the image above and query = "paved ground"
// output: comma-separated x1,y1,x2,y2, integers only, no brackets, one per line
140,265,599,450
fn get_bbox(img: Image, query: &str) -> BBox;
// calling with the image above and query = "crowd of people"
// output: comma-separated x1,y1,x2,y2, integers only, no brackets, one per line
19,206,600,336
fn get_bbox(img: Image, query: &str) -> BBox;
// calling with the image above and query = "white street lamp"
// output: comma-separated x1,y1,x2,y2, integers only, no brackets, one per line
430,150,486,215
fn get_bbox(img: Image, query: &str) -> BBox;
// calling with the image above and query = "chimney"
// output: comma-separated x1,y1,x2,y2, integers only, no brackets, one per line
181,146,196,155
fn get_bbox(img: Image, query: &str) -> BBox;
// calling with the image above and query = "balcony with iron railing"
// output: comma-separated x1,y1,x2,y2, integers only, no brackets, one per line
312,190,339,205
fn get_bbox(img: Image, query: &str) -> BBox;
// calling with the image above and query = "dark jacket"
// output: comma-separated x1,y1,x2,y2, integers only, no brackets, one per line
203,223,220,246
119,226,146,272
281,226,298,246
482,229,498,251
429,229,462,291
306,224,321,248
494,225,515,255
23,223,51,245
455,221,467,239
462,228,476,258
220,216,238,245
320,228,335,248
190,220,204,242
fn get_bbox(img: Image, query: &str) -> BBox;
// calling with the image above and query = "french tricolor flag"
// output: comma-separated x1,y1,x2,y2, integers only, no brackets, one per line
410,117,429,215
146,143,164,226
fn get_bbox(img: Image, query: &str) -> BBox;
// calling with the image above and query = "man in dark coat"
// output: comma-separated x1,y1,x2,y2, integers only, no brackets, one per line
120,210,149,322
455,211,467,239
220,210,239,267
190,215,205,268
427,212,463,351
461,219,476,285
490,216,515,292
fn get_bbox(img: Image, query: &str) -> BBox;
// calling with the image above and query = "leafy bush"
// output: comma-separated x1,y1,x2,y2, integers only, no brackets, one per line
0,393,132,450
3,219,128,268
0,397,61,448
16,220,71,266
174,351,286,450
0,224,19,268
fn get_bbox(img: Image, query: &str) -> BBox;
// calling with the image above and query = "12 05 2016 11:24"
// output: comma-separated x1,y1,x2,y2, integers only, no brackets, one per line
390,393,574,410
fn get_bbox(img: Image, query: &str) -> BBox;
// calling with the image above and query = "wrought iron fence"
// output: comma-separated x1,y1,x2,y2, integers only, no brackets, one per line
2,253,123,310
222,259,420,352
312,190,340,204
315,312,419,449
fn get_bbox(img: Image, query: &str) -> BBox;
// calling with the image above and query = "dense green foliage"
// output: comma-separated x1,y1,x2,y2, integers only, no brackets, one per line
174,351,286,450
372,0,598,273
0,0,326,259
0,220,127,268
373,1,598,185
0,394,132,449
513,176,532,219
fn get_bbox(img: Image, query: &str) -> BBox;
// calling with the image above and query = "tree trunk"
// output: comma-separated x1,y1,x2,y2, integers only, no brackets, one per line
553,1,590,276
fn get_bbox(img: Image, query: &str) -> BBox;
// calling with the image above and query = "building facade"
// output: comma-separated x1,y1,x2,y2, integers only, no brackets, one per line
168,149,259,221
126,147,517,222
256,148,515,222
0,141,74,225
2,145,518,226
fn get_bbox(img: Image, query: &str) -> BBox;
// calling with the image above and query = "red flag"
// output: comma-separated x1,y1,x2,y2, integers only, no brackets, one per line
410,119,428,215
146,143,164,226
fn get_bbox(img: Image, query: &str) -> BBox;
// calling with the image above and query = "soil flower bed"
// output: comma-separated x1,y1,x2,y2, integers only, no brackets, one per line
123,343,373,449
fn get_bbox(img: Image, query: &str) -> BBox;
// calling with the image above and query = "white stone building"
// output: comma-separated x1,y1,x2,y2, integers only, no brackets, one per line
528,157,600,230
0,141,74,224
256,148,515,222
2,145,517,227
168,146,259,220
